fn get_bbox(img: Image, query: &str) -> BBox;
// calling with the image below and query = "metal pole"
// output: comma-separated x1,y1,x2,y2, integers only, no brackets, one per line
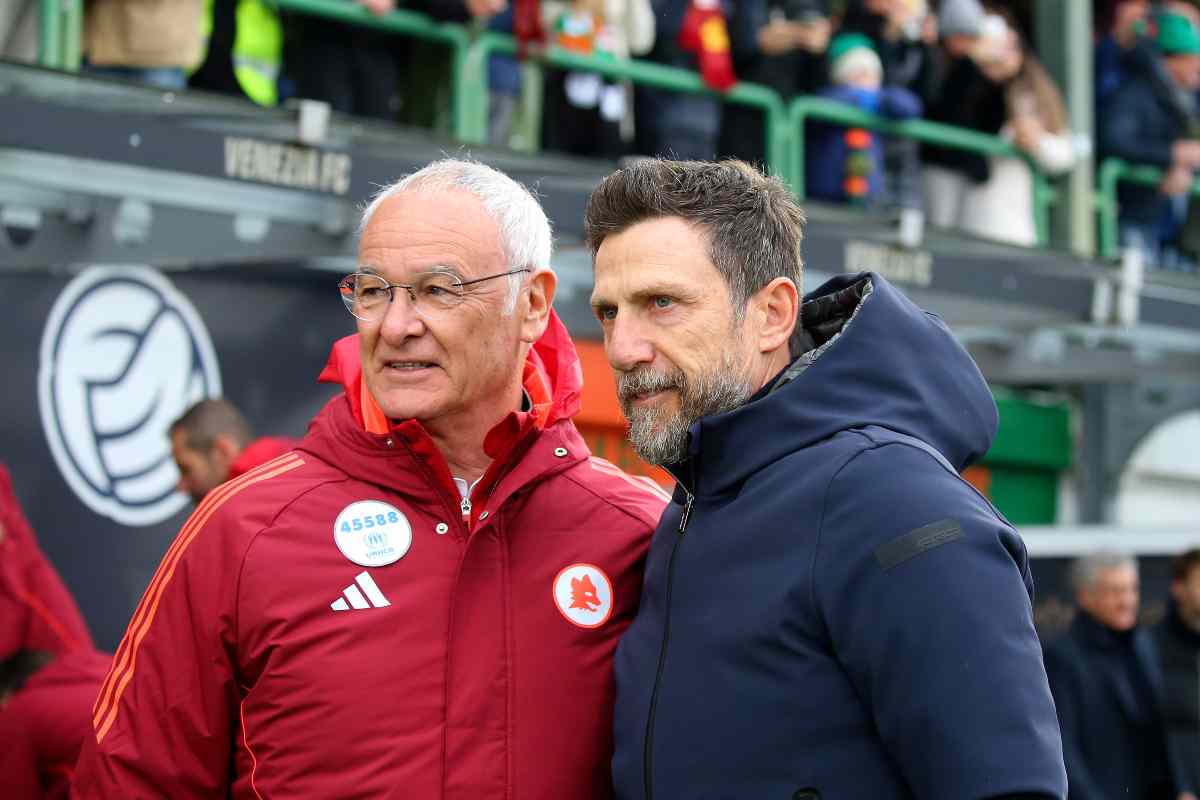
38,0,62,69
61,0,83,72
1036,0,1095,255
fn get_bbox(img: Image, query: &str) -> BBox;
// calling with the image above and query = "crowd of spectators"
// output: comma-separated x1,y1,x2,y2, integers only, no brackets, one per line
6,0,1200,267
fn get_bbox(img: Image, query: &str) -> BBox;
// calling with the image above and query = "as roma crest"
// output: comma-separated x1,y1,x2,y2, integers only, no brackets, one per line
552,563,614,629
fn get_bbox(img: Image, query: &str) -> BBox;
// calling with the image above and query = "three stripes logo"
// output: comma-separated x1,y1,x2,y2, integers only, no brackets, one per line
330,571,391,612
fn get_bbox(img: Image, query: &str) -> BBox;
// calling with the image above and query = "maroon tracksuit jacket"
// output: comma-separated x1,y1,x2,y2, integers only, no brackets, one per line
74,313,666,798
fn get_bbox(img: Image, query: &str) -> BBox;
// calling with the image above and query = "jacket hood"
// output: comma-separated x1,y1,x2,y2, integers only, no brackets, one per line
229,437,299,480
685,273,997,494
317,308,583,434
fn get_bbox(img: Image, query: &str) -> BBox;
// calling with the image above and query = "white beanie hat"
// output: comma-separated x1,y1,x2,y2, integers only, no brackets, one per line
831,44,883,86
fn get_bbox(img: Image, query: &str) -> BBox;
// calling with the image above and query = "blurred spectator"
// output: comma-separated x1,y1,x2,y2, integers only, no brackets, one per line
1099,10,1200,271
1096,0,1152,110
633,0,762,160
957,20,1076,246
1153,547,1200,800
0,648,110,800
169,398,298,505
807,33,922,204
1044,552,1175,800
0,462,93,661
0,0,37,63
718,0,830,167
410,0,513,141
839,0,939,209
83,0,204,90
285,0,404,120
921,12,1015,231
483,5,522,147
189,0,284,107
541,0,656,158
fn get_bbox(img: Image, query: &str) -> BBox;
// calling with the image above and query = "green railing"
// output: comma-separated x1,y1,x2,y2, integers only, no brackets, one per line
38,0,82,71
790,96,1057,247
1094,158,1200,260
461,31,793,179
40,0,1071,249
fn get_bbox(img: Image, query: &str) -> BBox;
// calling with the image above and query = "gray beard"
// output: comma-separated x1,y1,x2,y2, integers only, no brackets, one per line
618,351,754,466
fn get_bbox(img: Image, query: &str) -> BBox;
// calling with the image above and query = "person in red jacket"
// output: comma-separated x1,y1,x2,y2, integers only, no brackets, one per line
73,158,667,799
168,397,299,504
0,648,111,799
0,462,93,660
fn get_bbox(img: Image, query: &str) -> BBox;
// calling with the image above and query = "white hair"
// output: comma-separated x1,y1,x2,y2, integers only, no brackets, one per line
358,158,553,314
1070,551,1138,594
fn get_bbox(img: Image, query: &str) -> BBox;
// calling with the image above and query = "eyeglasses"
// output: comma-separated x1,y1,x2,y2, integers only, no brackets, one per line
338,268,531,321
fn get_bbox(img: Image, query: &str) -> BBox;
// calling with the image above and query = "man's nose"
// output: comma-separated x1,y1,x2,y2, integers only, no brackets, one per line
604,315,655,373
377,289,426,340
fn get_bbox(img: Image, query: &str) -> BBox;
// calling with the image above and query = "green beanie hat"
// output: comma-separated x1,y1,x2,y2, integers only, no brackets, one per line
828,32,876,64
1158,11,1200,56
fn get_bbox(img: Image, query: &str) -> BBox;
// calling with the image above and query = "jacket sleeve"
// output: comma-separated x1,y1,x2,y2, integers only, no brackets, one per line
71,509,244,798
1098,89,1173,168
879,86,923,120
1042,643,1106,800
0,463,93,656
813,443,1067,800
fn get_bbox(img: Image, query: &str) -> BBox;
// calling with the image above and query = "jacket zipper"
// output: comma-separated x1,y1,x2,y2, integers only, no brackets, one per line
643,488,694,800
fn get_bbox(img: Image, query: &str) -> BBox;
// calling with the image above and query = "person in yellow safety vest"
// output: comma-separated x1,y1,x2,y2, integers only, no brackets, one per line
189,0,282,107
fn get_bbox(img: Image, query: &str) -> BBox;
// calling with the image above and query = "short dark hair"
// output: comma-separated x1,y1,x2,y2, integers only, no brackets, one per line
584,159,805,318
1172,548,1200,582
169,398,253,452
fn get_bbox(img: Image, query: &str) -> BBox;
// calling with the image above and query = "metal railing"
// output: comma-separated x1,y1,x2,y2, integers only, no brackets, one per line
1094,157,1200,260
38,0,82,71
40,1,1074,250
460,31,794,178
790,96,1057,247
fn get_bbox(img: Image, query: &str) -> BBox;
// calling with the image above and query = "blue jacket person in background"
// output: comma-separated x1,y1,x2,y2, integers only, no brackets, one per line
585,158,1067,800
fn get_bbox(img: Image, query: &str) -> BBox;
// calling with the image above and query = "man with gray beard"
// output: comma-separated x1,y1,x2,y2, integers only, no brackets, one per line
587,158,1066,800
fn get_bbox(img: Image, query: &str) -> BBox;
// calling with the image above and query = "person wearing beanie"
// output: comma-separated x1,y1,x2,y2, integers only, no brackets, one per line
807,32,923,204
1099,9,1200,271
938,0,983,36
938,0,986,57
836,0,938,211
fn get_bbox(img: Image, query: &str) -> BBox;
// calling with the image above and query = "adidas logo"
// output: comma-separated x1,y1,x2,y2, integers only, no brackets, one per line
330,571,391,611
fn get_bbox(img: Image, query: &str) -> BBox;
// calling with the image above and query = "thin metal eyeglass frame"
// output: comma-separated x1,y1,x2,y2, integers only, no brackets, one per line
339,267,531,320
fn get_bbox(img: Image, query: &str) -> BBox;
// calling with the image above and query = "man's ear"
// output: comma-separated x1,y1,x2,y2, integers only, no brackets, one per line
752,277,799,355
520,268,557,344
210,434,242,472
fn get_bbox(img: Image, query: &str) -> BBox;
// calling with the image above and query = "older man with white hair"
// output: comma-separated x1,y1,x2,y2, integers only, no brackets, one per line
1045,551,1176,800
73,159,666,799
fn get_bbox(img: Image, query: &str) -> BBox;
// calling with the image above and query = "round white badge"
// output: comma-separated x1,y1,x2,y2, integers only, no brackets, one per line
552,563,614,629
333,501,412,567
